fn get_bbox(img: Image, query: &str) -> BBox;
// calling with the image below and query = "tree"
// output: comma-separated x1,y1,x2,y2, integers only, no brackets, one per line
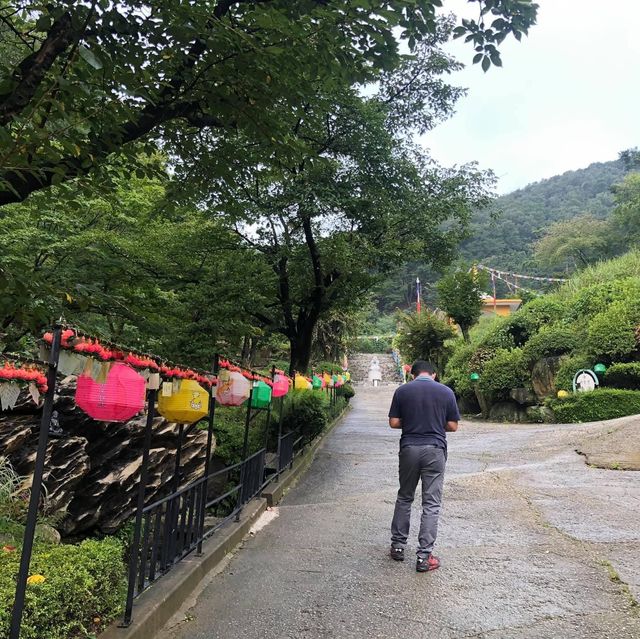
610,172,640,250
533,214,614,273
0,163,271,364
0,1,537,207
215,88,493,372
437,268,487,341
394,311,455,373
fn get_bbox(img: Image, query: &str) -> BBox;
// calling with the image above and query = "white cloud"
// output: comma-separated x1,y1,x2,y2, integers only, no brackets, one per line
422,0,640,193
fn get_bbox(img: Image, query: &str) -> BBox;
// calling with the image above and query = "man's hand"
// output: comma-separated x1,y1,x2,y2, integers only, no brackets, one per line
445,421,459,432
389,417,402,429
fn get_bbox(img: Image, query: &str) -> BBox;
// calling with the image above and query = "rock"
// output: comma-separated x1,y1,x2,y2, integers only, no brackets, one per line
458,395,481,415
474,389,491,419
35,523,61,544
525,405,555,423
0,415,33,455
509,387,537,406
0,376,216,537
489,401,528,423
531,356,563,400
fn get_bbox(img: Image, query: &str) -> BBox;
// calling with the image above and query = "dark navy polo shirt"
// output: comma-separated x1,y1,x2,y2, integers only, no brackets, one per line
388,376,460,449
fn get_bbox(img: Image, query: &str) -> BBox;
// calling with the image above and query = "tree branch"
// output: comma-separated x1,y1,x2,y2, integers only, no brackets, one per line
0,12,75,125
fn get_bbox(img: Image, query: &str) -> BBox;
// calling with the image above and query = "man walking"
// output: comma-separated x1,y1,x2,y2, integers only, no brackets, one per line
388,360,459,572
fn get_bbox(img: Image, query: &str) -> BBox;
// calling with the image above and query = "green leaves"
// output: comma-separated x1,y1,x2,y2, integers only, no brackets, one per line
78,45,103,70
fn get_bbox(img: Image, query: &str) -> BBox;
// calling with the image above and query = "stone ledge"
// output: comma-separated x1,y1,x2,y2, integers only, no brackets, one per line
100,403,350,639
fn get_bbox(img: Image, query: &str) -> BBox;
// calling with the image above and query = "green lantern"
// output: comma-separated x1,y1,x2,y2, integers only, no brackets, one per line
250,381,272,409
469,372,480,381
312,375,323,390
594,363,607,375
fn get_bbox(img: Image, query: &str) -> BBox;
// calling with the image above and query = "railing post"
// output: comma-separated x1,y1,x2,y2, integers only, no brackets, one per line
9,326,61,639
235,382,254,519
276,395,285,473
197,355,218,554
122,386,158,627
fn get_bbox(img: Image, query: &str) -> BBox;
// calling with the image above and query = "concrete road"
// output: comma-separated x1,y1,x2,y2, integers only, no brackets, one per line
159,385,640,639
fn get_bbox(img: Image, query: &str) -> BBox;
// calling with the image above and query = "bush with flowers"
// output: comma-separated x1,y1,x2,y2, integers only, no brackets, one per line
0,537,125,639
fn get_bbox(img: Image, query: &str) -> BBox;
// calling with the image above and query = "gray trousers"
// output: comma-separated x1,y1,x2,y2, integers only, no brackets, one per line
391,445,446,558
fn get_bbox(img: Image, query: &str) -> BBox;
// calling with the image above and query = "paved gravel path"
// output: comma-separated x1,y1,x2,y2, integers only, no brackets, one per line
159,385,640,639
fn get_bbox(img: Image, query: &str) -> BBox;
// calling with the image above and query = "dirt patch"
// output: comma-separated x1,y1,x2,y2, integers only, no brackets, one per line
576,417,640,470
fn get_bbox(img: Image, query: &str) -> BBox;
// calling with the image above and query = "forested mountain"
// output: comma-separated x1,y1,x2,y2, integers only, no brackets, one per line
461,158,630,273
374,157,635,313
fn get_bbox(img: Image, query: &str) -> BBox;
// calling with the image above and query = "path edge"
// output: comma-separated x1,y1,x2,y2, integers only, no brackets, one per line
100,403,351,639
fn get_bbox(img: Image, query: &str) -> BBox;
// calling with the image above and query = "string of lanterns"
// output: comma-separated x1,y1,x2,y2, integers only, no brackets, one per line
0,325,350,423
0,357,49,410
10,326,350,425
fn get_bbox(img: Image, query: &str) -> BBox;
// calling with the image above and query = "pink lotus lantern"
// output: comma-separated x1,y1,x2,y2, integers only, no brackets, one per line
75,363,146,422
272,373,290,398
215,370,251,406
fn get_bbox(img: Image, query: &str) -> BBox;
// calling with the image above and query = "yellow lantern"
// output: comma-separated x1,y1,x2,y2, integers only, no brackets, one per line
345,372,351,382
158,379,209,424
557,389,570,399
323,372,331,386
294,374,309,390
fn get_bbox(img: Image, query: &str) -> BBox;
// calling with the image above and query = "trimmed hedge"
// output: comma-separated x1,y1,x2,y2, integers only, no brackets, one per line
522,324,580,366
477,348,529,402
0,538,126,639
549,388,640,423
280,389,346,443
586,301,639,362
604,362,640,390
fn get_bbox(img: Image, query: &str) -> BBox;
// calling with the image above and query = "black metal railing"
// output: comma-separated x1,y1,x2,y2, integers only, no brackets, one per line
122,381,347,626
277,430,296,472
124,454,256,624
239,449,266,504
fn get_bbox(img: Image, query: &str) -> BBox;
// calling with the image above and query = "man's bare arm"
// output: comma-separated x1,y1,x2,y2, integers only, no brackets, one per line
389,417,402,429
445,421,458,432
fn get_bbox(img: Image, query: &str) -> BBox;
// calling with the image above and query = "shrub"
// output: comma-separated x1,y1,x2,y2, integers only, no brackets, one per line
477,348,529,401
476,317,515,351
394,312,455,372
337,383,355,401
281,390,332,443
442,341,476,399
348,336,392,353
554,354,593,392
0,537,126,639
586,300,640,362
604,362,640,390
522,324,581,366
549,389,640,423
516,296,566,330
566,277,640,321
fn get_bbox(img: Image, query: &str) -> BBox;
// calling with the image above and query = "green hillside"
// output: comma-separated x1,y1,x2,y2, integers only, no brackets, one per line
461,158,630,273
444,250,640,422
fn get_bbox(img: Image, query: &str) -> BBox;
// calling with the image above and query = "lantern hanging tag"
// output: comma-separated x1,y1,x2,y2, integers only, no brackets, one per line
58,350,77,376
148,373,161,390
0,383,21,411
162,382,173,397
28,382,41,406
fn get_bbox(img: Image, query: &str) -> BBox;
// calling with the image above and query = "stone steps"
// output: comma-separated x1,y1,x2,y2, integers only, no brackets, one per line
348,352,401,384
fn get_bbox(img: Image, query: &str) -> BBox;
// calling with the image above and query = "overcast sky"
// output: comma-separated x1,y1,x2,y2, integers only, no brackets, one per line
423,0,640,194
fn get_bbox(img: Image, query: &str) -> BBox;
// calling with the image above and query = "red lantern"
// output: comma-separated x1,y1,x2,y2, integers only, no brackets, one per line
75,363,146,422
272,373,289,398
